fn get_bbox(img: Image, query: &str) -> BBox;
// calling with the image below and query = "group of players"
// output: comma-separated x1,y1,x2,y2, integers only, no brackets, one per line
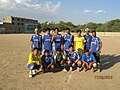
27,27,102,78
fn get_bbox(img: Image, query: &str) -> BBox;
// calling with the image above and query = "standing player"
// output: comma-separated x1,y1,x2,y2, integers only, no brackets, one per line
90,30,102,72
52,28,63,55
84,28,92,50
63,28,74,52
67,45,82,72
43,28,53,55
74,30,86,58
30,28,42,54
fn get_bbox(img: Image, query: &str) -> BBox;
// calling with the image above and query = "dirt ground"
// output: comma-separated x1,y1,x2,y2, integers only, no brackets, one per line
0,34,120,90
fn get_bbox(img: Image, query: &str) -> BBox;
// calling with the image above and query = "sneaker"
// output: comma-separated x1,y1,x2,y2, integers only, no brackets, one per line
69,67,72,72
77,67,80,72
32,70,36,74
29,70,33,78
63,68,67,72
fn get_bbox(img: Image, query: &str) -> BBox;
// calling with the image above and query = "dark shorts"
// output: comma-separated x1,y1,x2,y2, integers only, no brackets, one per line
92,52,100,63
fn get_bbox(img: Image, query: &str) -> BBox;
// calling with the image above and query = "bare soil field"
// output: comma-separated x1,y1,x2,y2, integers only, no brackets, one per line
0,34,120,90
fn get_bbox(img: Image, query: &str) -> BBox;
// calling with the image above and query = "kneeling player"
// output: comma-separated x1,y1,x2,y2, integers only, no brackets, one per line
27,47,43,78
67,45,82,72
82,49,97,72
54,48,64,69
42,50,55,72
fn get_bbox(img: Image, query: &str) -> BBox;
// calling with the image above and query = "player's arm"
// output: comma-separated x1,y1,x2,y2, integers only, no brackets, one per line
39,58,43,71
30,41,33,51
99,41,102,53
30,36,33,51
89,42,92,52
48,57,54,68
51,34,54,42
42,35,45,50
74,41,76,50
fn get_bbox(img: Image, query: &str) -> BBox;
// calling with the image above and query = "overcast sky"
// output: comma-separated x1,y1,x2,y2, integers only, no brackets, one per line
0,0,120,24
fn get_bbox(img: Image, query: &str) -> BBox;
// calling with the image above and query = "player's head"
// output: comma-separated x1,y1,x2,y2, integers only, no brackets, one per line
69,45,74,52
63,50,67,56
66,28,70,34
85,28,90,35
44,50,49,57
76,30,81,36
92,30,96,37
56,48,61,55
54,28,59,34
33,47,38,56
45,28,51,34
84,49,90,56
34,28,39,35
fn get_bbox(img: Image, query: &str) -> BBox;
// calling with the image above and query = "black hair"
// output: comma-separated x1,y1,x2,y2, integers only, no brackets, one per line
76,30,81,33
92,30,96,33
56,48,61,52
45,28,51,32
66,28,70,31
33,47,38,51
44,50,49,54
84,49,89,52
54,28,59,31
69,44,74,48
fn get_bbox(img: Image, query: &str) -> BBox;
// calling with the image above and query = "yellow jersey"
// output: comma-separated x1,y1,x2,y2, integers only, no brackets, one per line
27,52,41,66
74,36,86,51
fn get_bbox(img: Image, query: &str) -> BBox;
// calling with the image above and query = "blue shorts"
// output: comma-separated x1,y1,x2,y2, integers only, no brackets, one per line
28,63,40,70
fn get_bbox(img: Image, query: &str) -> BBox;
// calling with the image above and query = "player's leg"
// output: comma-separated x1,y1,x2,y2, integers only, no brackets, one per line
83,62,89,72
27,63,35,78
51,64,55,72
76,60,82,72
92,62,97,72
62,60,68,72
67,60,72,71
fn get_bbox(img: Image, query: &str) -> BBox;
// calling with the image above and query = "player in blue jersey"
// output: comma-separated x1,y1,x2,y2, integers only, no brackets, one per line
42,50,55,72
52,28,63,55
90,30,102,72
63,28,74,52
82,49,97,72
84,28,92,50
30,28,42,54
67,45,82,72
43,28,53,55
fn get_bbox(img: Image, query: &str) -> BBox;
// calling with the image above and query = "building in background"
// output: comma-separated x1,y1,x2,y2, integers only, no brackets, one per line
0,16,39,33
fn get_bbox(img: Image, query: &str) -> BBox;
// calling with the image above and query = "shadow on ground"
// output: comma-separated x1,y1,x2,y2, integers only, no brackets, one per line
100,54,120,71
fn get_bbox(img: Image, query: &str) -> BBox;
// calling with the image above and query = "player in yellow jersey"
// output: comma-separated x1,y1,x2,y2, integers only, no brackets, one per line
27,47,43,78
74,30,86,58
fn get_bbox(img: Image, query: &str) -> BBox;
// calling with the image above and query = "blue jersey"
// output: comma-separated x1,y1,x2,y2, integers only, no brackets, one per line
63,34,74,51
43,34,52,50
44,56,54,63
30,34,42,50
53,34,62,50
91,36,102,53
82,54,96,64
68,51,79,62
84,35,92,50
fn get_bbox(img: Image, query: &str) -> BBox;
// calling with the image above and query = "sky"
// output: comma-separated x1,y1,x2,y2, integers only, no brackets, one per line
0,0,120,24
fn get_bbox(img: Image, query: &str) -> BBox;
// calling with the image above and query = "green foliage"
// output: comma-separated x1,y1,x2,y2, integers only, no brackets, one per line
39,19,120,32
